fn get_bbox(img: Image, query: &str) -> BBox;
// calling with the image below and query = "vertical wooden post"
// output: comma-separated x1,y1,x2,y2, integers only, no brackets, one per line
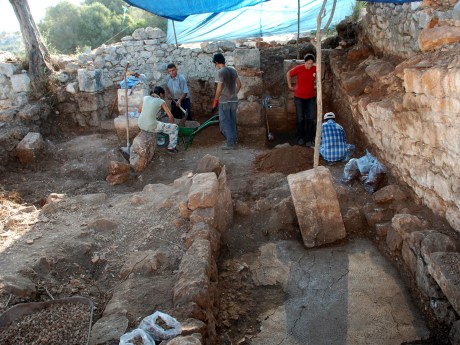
313,0,337,168
297,0,300,60
172,20,179,49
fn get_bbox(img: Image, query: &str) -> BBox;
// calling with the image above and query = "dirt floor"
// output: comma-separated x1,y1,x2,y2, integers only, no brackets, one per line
0,122,456,344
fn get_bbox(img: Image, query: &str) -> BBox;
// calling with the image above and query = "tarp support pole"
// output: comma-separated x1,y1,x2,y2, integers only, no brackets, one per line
297,0,300,59
172,20,179,48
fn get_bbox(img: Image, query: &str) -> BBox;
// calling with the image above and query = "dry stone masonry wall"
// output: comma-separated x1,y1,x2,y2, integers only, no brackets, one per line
363,1,460,57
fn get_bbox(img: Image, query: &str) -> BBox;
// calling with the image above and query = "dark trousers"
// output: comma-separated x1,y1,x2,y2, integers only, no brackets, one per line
294,96,316,142
171,98,192,120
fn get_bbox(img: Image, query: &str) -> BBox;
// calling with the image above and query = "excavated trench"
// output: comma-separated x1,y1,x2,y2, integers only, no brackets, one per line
1,43,458,345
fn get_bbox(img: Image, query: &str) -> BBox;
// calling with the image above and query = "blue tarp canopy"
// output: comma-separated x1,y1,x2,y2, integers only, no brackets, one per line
123,0,269,21
166,0,355,44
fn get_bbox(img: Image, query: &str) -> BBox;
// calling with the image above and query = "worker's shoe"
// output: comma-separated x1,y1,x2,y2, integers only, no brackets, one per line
306,141,315,148
221,144,236,150
167,147,179,154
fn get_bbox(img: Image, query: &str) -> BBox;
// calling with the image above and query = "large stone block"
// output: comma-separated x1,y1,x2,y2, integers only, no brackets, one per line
10,73,30,92
237,75,264,99
77,68,113,92
287,166,346,248
418,26,460,52
173,239,216,309
391,213,429,241
114,115,140,143
0,63,17,77
428,252,460,315
117,88,147,114
420,232,458,266
129,130,155,173
76,92,105,112
416,257,443,299
233,48,260,69
237,100,262,127
213,166,233,232
16,132,44,164
188,173,219,211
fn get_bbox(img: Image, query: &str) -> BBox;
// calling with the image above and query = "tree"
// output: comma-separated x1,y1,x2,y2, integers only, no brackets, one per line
78,3,115,49
84,0,126,15
39,2,82,54
9,0,51,93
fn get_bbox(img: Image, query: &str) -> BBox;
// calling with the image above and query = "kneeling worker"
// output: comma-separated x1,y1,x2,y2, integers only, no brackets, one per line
138,86,179,153
320,112,355,164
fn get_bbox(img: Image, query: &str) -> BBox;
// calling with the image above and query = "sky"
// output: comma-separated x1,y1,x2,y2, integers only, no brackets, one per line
0,0,82,33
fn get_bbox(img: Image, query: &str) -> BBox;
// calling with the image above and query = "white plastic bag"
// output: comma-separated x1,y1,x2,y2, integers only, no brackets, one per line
340,158,360,184
119,328,155,345
140,311,181,341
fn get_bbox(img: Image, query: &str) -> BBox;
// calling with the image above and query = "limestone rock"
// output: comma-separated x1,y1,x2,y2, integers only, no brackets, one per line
77,68,113,92
182,222,221,257
391,213,429,241
386,227,403,252
89,313,129,345
428,252,460,315
188,173,219,211
107,160,131,175
234,200,251,216
237,100,262,127
194,154,223,175
165,334,202,345
129,130,156,173
373,184,408,204
418,26,460,52
173,239,216,309
16,132,44,164
365,61,395,80
87,219,117,233
237,75,264,99
119,250,168,278
416,257,443,299
233,48,260,69
420,232,458,266
450,320,460,345
0,275,36,297
106,172,129,185
287,166,346,248
213,166,233,232
10,73,30,92
114,115,140,143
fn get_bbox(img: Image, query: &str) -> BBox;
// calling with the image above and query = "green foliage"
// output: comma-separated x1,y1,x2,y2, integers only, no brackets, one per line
351,1,366,22
84,0,126,15
38,0,167,55
38,1,82,54
0,31,25,56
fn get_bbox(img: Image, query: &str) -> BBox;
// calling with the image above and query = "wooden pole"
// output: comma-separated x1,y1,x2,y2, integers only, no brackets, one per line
313,0,337,168
172,20,179,49
297,0,300,59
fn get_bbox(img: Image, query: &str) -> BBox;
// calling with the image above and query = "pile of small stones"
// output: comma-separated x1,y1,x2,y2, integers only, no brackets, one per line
0,302,91,344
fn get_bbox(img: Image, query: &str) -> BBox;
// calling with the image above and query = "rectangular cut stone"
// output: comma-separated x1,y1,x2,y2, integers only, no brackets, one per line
287,166,346,248
188,173,219,211
428,252,460,315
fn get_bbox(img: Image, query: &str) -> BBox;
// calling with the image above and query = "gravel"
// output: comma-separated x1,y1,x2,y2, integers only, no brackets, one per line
0,302,91,344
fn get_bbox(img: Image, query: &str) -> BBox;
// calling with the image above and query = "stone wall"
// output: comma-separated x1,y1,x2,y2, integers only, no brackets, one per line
362,1,457,58
329,44,460,233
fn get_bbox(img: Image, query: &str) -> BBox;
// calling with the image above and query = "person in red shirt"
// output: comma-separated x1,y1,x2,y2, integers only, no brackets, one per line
286,54,316,147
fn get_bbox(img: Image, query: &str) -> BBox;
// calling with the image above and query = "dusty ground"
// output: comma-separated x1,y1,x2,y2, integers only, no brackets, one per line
0,123,455,343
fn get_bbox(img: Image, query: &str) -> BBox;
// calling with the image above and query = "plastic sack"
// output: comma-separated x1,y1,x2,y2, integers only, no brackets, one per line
120,76,141,89
140,311,181,341
363,159,386,194
119,328,155,345
340,158,360,184
356,149,377,175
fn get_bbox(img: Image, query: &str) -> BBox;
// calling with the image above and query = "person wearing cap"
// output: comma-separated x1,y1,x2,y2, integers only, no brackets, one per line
212,53,241,150
286,53,316,147
138,86,179,154
165,63,192,121
320,112,355,164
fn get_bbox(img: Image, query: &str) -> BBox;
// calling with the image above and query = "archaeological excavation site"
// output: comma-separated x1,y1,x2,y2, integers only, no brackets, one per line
1,0,460,344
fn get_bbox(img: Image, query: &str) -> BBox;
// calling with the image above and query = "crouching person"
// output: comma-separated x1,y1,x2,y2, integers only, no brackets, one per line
138,86,179,154
320,112,355,165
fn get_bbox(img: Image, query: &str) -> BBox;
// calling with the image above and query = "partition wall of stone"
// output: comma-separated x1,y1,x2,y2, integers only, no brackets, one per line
332,1,460,234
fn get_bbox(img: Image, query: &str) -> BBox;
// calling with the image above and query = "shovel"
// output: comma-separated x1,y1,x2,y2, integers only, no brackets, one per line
120,62,130,156
178,105,187,128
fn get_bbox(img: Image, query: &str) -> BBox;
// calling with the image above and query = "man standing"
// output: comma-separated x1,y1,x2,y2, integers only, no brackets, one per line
138,86,179,154
212,53,241,150
320,112,355,164
165,63,192,120
286,53,316,147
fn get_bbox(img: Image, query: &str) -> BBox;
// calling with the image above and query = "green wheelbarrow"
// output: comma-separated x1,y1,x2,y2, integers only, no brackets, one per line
178,114,220,149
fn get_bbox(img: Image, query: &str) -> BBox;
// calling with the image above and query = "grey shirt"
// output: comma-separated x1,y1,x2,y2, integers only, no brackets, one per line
215,66,238,103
